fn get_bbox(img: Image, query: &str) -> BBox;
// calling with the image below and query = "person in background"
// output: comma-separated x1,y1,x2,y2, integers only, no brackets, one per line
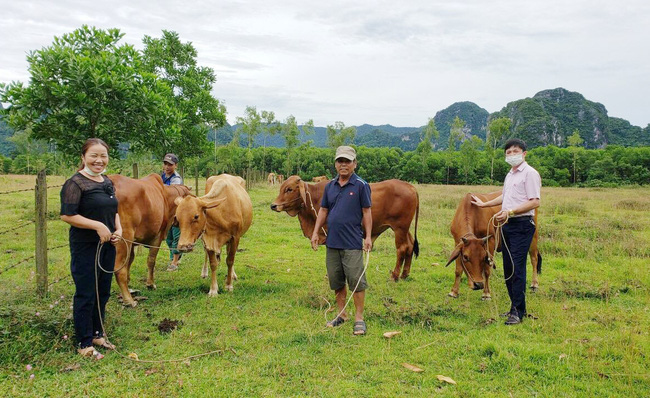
60,138,121,357
161,153,183,271
311,146,373,336
471,138,541,325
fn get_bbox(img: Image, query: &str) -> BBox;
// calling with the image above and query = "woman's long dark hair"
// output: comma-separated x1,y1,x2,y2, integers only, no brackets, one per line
78,138,110,171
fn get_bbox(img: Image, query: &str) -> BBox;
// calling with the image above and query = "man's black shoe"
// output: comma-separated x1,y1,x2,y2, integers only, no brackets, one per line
505,313,521,325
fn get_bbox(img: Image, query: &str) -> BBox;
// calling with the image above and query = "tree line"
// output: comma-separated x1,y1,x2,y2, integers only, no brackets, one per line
2,143,648,188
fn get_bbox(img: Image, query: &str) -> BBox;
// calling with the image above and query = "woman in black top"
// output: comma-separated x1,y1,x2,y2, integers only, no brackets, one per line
60,138,122,358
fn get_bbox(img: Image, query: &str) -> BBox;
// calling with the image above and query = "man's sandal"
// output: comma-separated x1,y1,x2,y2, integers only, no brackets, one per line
77,346,103,359
326,316,346,328
92,337,115,350
353,320,367,336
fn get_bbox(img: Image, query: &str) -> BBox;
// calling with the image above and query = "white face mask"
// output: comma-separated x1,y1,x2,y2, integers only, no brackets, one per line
83,165,105,176
505,153,524,167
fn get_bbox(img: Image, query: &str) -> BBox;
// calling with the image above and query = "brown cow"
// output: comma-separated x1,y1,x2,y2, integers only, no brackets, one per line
276,174,284,184
198,174,246,279
175,173,253,296
445,192,541,300
312,175,328,183
267,172,276,185
271,175,419,280
109,174,191,307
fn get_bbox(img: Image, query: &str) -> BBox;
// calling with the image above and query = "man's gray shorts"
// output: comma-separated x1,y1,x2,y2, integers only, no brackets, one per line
326,247,368,292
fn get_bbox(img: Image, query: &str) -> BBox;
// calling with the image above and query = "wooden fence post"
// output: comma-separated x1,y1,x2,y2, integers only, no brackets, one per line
132,163,139,179
195,166,199,195
35,169,48,297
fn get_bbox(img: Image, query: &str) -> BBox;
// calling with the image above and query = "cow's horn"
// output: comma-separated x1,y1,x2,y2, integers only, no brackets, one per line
298,180,307,207
445,242,463,266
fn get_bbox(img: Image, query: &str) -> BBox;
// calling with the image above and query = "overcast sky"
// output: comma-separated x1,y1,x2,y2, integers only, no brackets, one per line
1,0,649,128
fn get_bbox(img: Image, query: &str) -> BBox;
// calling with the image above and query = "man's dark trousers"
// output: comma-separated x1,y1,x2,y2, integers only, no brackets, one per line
502,216,536,317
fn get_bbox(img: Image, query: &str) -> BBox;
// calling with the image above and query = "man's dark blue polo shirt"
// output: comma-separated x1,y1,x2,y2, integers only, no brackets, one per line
321,173,372,250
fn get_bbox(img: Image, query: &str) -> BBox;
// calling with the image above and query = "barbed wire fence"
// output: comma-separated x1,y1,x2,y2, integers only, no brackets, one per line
0,164,269,297
0,169,66,297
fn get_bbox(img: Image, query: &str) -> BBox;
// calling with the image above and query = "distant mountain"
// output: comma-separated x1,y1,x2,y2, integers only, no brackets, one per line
3,88,649,156
490,88,650,148
432,102,490,149
606,117,649,147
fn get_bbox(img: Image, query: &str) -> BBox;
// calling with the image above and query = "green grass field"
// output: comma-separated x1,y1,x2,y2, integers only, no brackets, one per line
1,174,649,397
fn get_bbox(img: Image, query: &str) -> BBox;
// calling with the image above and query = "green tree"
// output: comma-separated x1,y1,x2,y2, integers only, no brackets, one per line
416,118,439,182
142,30,226,159
235,106,262,185
0,25,182,161
460,136,483,184
326,121,356,149
259,110,279,171
567,129,584,184
487,117,511,183
7,129,49,174
281,116,314,176
445,116,465,184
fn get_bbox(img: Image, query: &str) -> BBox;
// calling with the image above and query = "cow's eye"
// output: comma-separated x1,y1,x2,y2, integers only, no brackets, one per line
286,188,292,193
193,214,199,220
463,255,469,262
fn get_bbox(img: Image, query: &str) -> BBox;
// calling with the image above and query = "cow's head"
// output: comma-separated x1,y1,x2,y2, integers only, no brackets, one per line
174,195,224,252
445,235,494,290
270,175,305,216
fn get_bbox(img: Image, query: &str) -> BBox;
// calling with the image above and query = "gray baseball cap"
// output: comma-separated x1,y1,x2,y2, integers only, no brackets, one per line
335,146,356,161
163,153,179,164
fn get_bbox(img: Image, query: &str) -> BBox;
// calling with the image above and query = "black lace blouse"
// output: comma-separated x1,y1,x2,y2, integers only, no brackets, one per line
60,172,119,242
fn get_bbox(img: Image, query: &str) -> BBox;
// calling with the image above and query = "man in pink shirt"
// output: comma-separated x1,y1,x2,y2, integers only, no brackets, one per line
471,138,541,325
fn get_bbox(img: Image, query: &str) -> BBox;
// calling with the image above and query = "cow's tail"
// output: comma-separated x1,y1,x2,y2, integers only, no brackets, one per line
413,191,420,258
537,252,542,274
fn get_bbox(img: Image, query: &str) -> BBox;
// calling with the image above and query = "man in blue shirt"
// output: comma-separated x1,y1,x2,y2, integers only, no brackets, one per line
161,153,183,271
311,146,372,335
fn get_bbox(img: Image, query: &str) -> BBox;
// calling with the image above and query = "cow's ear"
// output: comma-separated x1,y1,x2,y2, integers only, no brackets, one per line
200,197,226,210
174,197,183,206
461,236,469,245
298,180,307,206
445,242,463,266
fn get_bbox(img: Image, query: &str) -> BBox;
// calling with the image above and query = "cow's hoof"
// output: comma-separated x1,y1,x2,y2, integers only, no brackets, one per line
123,300,138,308
232,272,238,281
224,285,233,292
201,271,208,279
400,274,410,281
481,295,492,301
145,284,156,290
390,273,399,282
530,284,539,292
208,290,219,297
448,292,458,298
